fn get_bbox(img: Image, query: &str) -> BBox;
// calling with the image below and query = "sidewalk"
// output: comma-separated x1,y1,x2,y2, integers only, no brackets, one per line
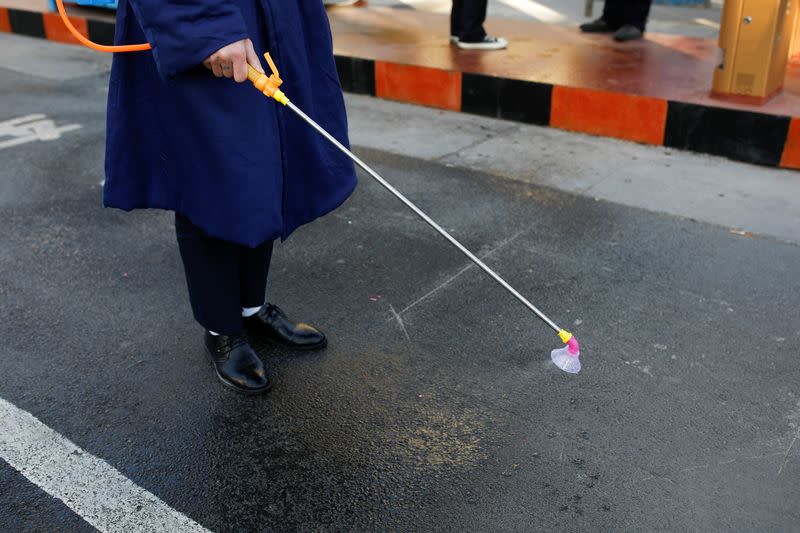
345,92,800,245
1,2,799,169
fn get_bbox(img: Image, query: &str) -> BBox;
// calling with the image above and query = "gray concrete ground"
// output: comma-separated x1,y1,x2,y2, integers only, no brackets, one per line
345,96,800,245
1,34,799,532
370,0,722,38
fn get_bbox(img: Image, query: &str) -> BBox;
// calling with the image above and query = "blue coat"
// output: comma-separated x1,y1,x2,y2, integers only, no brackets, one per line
104,0,357,247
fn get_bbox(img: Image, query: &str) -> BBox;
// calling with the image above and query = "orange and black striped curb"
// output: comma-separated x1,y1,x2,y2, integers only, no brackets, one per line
1,6,115,48
3,5,799,170
336,58,800,170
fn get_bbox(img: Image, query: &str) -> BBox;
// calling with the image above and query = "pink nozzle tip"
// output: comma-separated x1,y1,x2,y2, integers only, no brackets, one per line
567,337,580,355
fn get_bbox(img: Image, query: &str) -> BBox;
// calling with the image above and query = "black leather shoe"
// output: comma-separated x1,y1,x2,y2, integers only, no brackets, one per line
204,332,271,394
244,304,327,351
580,18,615,33
613,24,643,42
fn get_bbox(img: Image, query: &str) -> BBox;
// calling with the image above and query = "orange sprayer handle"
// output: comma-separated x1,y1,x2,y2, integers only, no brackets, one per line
54,0,288,104
55,0,151,52
247,53,289,105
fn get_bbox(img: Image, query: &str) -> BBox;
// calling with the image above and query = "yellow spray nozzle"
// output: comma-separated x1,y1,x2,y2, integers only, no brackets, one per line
248,53,289,105
558,329,573,344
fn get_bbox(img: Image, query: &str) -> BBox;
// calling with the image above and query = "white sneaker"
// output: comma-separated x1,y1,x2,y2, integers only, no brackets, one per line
456,35,508,50
450,35,459,44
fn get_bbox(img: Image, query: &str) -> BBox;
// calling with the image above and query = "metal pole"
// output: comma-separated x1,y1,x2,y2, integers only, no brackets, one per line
285,101,563,334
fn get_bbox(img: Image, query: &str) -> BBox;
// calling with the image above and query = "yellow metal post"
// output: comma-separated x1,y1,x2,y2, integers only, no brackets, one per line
712,0,798,104
790,0,800,59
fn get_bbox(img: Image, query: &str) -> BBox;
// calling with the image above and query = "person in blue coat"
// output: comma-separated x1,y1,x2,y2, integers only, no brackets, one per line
104,0,358,394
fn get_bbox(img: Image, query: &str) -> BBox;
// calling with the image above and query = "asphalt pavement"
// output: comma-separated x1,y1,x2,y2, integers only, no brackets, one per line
1,34,799,532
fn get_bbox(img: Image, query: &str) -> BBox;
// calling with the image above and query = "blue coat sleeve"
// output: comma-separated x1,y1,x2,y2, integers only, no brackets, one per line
127,0,250,80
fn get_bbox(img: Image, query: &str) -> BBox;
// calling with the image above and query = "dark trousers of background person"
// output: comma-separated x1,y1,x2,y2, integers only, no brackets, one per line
602,0,652,31
175,213,274,336
451,0,488,42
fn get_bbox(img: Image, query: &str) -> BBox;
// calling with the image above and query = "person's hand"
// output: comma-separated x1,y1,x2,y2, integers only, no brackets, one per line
203,39,264,82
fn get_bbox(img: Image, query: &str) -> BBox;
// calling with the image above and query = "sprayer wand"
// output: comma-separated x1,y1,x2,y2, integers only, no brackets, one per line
247,56,581,371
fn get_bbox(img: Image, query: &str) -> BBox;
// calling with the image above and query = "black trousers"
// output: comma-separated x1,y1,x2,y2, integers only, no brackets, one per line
451,0,488,42
602,0,652,31
175,213,274,336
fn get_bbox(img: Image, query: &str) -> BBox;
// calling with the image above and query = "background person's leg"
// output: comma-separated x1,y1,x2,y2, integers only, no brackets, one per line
601,0,625,29
239,240,275,310
450,0,463,39
581,0,622,33
458,0,488,42
174,213,243,336
623,0,652,31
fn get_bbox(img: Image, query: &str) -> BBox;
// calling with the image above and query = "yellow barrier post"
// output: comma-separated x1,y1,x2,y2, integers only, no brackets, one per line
712,0,798,104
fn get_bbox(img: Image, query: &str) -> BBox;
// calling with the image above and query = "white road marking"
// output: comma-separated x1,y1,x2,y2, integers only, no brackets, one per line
0,397,211,533
393,0,451,14
495,0,565,23
0,114,81,150
393,0,567,20
693,17,720,29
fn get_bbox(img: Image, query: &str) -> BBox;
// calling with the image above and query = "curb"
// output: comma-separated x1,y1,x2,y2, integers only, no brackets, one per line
337,55,798,169
1,6,115,47
2,5,798,170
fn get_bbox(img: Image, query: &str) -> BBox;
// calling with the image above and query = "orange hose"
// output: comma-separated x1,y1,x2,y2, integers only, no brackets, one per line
53,0,288,105
55,0,151,53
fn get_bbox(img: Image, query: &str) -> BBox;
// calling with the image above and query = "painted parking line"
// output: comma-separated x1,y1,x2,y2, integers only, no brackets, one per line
0,114,81,150
0,397,210,533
